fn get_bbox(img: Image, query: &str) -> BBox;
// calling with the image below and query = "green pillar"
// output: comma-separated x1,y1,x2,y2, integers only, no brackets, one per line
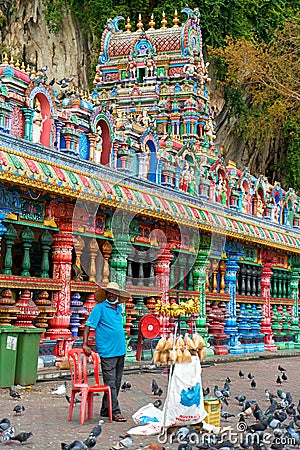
3,224,17,275
40,230,53,278
192,234,214,355
108,212,134,360
290,257,300,348
20,227,34,276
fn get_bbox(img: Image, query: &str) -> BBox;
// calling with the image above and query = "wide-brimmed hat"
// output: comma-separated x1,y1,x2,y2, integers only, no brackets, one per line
94,282,131,303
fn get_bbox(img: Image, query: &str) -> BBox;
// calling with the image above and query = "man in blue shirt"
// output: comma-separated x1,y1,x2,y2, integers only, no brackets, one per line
82,282,130,422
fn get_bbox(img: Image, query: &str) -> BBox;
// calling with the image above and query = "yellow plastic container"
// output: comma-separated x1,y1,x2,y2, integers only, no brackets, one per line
204,397,221,427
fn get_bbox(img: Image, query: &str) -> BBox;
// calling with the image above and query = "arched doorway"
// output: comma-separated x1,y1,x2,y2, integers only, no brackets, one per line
145,139,157,182
34,93,51,147
96,119,112,166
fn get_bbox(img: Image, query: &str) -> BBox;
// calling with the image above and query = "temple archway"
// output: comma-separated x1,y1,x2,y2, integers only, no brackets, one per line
145,139,157,182
33,93,51,147
96,118,112,166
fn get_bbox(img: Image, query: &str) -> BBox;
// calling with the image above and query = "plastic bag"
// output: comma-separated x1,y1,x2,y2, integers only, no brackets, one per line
162,355,207,427
132,403,163,426
127,423,162,436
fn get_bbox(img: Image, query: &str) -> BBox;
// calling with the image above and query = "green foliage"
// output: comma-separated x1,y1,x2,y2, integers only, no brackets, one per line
284,117,300,191
43,0,65,33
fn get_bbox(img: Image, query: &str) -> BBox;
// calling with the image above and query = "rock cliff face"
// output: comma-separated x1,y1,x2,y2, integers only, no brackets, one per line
0,0,273,178
0,0,92,88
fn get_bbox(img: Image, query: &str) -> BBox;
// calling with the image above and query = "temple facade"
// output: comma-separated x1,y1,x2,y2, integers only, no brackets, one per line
0,8,300,360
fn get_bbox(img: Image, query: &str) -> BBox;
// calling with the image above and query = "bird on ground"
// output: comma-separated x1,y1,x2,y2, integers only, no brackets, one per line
248,417,269,432
297,400,300,415
83,434,97,448
235,395,246,404
61,440,85,450
10,431,33,443
225,377,231,383
238,370,244,378
286,392,293,405
203,387,210,396
13,404,25,415
223,381,231,391
264,399,278,416
9,386,21,399
277,389,286,400
285,421,300,444
177,444,192,450
0,417,11,433
89,420,103,439
153,399,162,409
278,365,286,373
121,381,132,391
247,372,254,380
252,404,263,421
251,379,257,389
111,435,133,449
276,376,282,385
152,379,163,396
65,394,81,405
282,372,288,382
286,404,296,417
268,416,281,429
214,386,228,405
2,426,15,441
221,411,235,420
274,410,287,423
52,381,67,395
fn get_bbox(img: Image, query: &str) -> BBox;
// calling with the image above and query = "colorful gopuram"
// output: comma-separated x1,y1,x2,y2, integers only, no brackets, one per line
0,8,300,361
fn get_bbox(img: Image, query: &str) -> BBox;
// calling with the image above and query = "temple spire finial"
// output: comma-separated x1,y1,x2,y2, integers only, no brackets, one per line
137,14,143,31
2,53,8,65
161,11,168,28
149,14,155,29
125,17,132,33
173,10,180,27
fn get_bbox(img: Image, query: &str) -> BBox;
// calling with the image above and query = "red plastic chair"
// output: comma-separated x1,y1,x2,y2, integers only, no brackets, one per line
67,348,112,425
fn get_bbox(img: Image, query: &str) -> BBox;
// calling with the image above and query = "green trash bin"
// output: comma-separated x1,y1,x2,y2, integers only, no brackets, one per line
14,327,45,386
0,326,23,388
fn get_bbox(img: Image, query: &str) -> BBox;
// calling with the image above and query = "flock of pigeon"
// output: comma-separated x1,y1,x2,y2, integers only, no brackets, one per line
170,364,300,450
1,363,300,449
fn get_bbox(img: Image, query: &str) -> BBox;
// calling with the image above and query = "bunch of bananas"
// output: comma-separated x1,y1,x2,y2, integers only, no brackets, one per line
155,298,199,317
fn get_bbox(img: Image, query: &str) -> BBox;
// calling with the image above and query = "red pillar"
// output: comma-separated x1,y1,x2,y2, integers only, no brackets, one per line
155,243,174,336
46,221,74,342
260,249,277,351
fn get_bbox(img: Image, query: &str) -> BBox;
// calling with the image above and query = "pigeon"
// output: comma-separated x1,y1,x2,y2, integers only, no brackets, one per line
286,404,296,417
111,435,133,449
297,400,300,415
153,399,162,409
238,370,244,378
52,381,67,395
248,417,269,432
214,386,228,405
49,78,55,86
65,394,81,405
265,399,277,416
2,426,15,441
276,376,282,385
274,410,287,422
221,411,235,420
9,386,21,399
282,372,288,382
251,379,257,389
178,444,193,450
121,381,132,391
235,395,246,404
90,420,103,438
13,404,25,415
0,418,11,433
83,435,97,448
203,387,210,396
225,376,231,383
277,390,286,400
152,379,163,396
61,440,86,450
278,365,286,373
247,373,254,380
10,431,33,443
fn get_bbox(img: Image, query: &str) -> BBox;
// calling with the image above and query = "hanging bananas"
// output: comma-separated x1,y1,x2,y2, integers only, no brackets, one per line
155,298,199,317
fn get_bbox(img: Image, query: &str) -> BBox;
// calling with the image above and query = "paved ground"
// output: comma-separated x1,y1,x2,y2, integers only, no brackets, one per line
1,355,300,449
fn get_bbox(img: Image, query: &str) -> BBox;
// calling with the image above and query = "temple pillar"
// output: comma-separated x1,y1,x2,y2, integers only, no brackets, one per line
192,234,213,354
21,107,34,140
224,241,244,354
260,249,277,351
154,243,174,335
3,224,17,274
290,256,300,348
46,220,74,341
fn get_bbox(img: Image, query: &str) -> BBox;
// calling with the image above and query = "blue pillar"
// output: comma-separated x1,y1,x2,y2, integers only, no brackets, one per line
224,241,244,354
